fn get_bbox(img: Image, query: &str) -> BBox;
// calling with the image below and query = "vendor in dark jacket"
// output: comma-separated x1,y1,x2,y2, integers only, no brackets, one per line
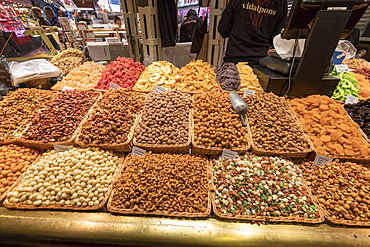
32,7,52,27
218,0,287,64
44,6,61,28
180,9,201,42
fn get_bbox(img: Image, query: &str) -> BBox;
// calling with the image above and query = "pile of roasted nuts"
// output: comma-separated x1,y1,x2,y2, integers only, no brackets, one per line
22,90,99,143
245,92,311,153
213,154,321,219
291,95,370,157
50,48,84,75
78,90,145,145
0,88,55,141
6,147,121,207
135,91,190,145
193,92,249,149
301,160,370,222
0,144,39,195
134,61,180,91
51,62,105,90
110,153,209,214
178,60,220,93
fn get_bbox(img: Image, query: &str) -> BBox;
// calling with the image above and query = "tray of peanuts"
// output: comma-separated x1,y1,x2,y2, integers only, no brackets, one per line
191,91,251,155
300,159,370,226
212,153,325,223
4,147,123,211
244,92,313,158
107,152,211,218
0,144,40,204
290,95,370,161
133,90,192,154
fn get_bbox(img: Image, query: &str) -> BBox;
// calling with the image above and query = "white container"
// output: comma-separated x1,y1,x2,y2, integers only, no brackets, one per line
109,43,130,60
87,41,111,61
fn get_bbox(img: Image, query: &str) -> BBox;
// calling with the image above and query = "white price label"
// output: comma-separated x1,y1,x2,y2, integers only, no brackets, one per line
62,86,74,91
153,85,167,93
345,94,359,105
335,64,349,73
313,155,333,167
243,90,256,97
131,146,146,157
110,82,122,89
53,144,72,152
221,149,238,160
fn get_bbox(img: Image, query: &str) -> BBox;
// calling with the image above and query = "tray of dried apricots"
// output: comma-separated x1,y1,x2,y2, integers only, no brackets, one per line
290,95,370,161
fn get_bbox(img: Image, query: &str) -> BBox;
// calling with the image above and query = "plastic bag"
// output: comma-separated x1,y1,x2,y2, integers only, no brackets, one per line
336,40,357,60
8,59,61,85
273,34,305,60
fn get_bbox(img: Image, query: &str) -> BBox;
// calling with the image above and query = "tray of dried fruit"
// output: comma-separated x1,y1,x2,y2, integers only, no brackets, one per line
343,100,370,146
244,92,314,158
107,153,211,218
300,160,370,226
211,153,325,223
18,90,100,150
132,91,192,154
75,90,146,152
0,144,41,204
3,147,124,211
191,92,251,155
290,95,370,162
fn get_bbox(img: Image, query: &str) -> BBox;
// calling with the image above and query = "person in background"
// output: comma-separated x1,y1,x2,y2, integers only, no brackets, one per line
180,9,201,42
77,12,89,24
218,0,288,65
57,10,66,17
31,7,51,27
0,30,21,57
44,7,61,28
114,16,122,28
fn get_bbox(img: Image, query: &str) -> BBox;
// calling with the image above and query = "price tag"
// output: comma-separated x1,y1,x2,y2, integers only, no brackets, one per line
243,90,256,97
153,85,167,93
110,82,122,89
53,144,72,152
345,94,359,105
62,86,74,91
221,149,238,160
312,155,333,167
335,64,349,73
131,146,146,157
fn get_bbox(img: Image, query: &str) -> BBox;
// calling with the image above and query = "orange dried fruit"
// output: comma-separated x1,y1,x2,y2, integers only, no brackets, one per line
313,138,323,147
320,135,331,142
339,124,350,132
316,146,326,154
344,149,355,156
334,144,344,154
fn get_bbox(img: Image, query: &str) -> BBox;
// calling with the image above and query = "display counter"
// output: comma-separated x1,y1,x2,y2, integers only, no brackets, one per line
0,207,369,246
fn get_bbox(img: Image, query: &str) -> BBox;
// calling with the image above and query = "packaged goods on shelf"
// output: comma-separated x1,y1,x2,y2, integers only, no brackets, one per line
300,160,370,226
290,95,370,159
344,99,370,140
94,57,145,90
192,92,250,154
4,147,122,210
133,90,191,153
0,89,56,143
133,61,180,91
0,144,39,201
215,62,240,91
212,154,324,223
51,62,105,91
177,60,220,93
108,153,210,217
342,58,370,70
20,90,100,149
50,48,84,75
76,90,146,152
244,92,312,157
236,62,263,92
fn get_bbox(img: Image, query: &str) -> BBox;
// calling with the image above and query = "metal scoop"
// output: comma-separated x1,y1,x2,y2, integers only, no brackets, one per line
229,91,248,127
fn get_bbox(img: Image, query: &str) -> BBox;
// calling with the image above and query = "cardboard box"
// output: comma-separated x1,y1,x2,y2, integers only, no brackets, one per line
87,42,111,61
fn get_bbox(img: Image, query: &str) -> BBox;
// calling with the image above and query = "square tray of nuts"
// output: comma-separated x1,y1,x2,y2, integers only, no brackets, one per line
107,153,212,218
211,153,325,223
191,92,251,155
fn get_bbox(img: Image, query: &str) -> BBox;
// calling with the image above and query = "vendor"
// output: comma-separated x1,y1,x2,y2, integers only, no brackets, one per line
31,7,52,27
44,7,61,28
180,9,201,42
218,0,288,65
